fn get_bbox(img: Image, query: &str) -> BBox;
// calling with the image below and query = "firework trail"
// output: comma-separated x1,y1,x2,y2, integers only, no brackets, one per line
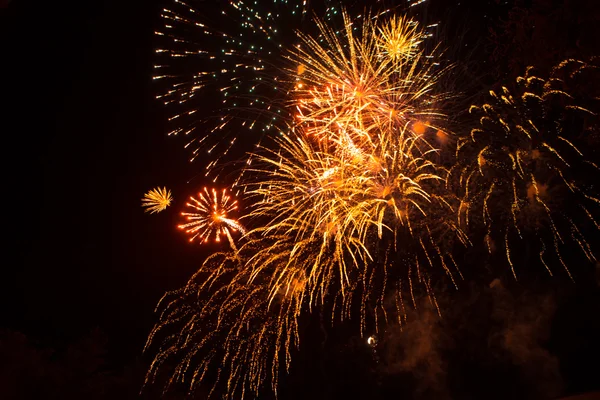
450,58,600,279
178,187,245,249
141,187,173,213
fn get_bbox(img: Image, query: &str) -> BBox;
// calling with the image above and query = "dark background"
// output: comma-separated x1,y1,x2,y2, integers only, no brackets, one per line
2,0,600,399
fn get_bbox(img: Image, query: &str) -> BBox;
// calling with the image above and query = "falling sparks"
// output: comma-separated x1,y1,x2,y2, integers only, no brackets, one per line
144,251,301,399
451,58,600,278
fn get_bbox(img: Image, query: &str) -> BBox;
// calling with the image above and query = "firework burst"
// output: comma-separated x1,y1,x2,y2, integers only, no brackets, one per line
451,58,600,279
153,0,344,173
147,4,474,399
178,187,245,248
289,10,449,149
145,121,465,397
142,187,173,213
241,122,467,335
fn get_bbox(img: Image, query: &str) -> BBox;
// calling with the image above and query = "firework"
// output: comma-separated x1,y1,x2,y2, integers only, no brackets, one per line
289,10,448,149
147,5,468,399
236,9,462,330
153,0,344,172
451,59,600,279
144,251,301,399
141,187,173,213
367,335,377,346
178,187,245,248
144,123,464,396
241,122,466,335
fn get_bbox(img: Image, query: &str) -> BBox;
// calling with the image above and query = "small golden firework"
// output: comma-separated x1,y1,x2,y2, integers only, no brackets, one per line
376,15,424,61
141,187,173,214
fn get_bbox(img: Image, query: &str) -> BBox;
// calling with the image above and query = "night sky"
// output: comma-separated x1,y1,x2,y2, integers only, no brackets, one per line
3,0,600,399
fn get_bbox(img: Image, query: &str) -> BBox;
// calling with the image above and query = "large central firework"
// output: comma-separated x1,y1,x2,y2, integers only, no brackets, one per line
146,7,466,398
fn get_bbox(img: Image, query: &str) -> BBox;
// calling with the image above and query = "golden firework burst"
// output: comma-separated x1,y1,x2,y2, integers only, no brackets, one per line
141,187,173,214
289,10,448,148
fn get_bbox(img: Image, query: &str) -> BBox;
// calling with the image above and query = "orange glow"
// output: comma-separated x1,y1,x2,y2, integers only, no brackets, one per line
412,121,427,135
435,130,449,145
527,181,548,203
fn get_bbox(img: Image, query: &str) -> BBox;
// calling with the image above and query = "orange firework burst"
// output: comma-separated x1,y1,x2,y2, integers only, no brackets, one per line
178,187,245,248
289,10,448,148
